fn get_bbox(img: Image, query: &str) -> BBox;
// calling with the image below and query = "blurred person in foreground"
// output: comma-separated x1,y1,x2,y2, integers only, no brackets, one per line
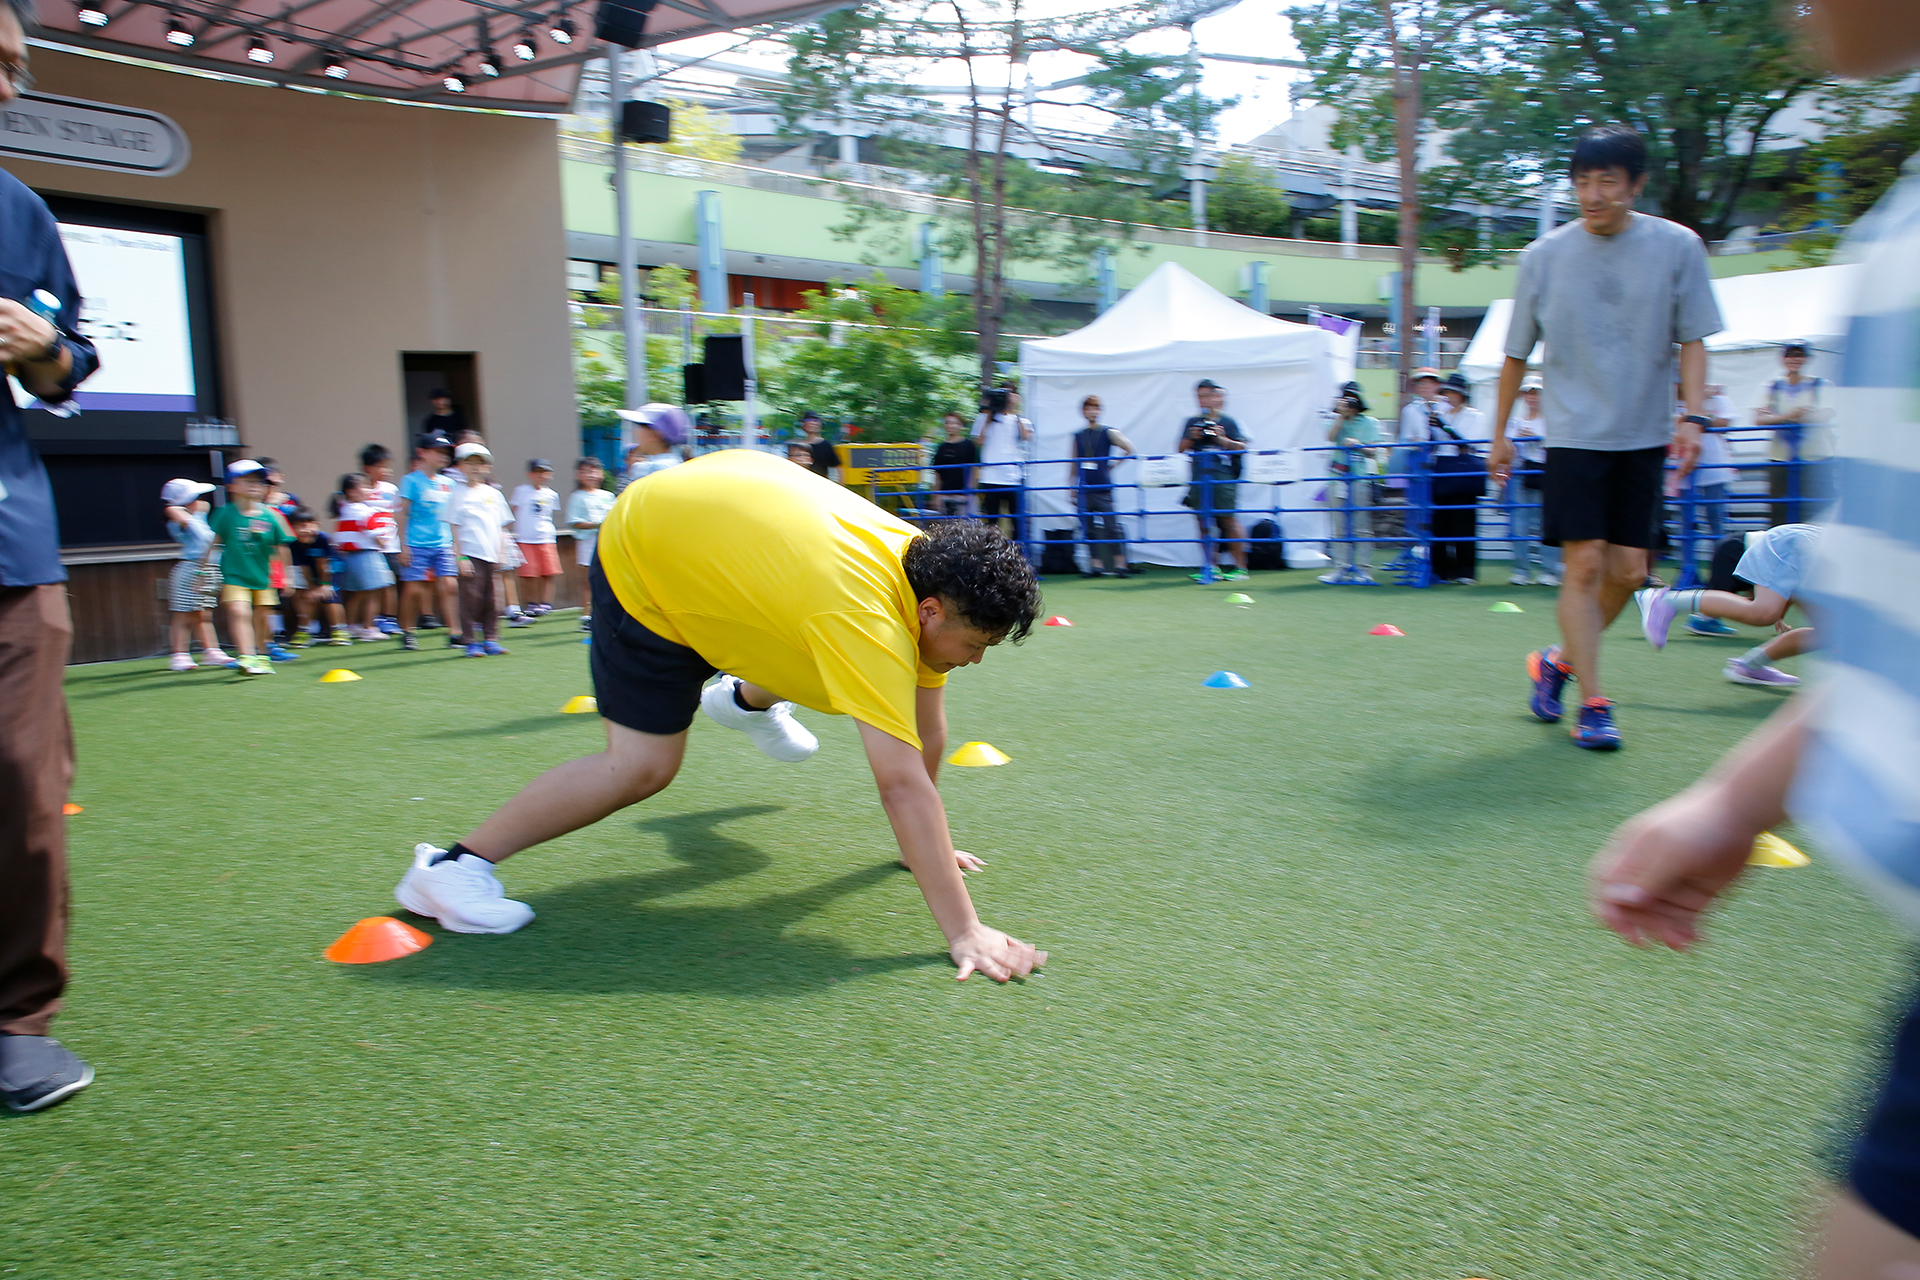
0,0,102,1112
1589,0,1920,1270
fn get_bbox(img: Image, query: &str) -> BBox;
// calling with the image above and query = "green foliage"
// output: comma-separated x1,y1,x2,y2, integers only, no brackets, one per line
759,274,974,442
1209,155,1292,238
1783,82,1920,264
1289,0,1828,240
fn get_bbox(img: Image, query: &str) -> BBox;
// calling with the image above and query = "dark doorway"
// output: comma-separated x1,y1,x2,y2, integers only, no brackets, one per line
400,352,480,445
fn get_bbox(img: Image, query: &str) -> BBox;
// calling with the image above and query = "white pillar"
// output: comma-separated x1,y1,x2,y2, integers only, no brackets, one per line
1340,146,1359,260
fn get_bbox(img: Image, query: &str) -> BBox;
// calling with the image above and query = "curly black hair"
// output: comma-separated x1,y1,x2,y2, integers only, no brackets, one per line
902,520,1041,643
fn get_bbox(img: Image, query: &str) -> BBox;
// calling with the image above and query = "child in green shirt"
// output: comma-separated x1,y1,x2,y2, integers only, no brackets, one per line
202,459,293,676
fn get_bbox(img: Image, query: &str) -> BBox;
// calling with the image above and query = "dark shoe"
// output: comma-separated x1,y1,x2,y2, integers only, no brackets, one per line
1573,699,1623,750
0,1035,94,1112
1527,645,1571,723
400,633,420,652
417,614,443,631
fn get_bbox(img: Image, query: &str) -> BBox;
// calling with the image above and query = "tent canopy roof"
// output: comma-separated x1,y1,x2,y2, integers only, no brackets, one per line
26,0,848,113
1021,261,1334,378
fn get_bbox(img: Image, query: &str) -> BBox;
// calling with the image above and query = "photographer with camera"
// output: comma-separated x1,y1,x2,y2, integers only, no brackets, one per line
1179,379,1250,581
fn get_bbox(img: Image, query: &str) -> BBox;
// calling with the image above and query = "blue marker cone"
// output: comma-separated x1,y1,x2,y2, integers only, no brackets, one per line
581,636,592,645
1202,670,1250,689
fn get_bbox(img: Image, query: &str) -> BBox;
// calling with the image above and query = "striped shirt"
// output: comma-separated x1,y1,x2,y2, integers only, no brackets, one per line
334,500,393,554
1791,157,1920,930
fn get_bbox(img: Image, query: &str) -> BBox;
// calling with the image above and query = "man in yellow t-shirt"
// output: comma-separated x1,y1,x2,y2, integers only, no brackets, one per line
393,450,1047,983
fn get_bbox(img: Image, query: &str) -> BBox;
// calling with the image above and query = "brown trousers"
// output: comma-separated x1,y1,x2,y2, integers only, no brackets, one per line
457,558,498,643
0,585,74,1036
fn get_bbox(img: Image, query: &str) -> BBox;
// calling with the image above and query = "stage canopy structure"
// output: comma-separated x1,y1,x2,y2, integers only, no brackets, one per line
24,0,852,112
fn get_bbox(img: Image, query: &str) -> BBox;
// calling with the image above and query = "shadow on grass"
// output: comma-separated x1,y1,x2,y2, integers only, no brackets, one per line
357,805,944,995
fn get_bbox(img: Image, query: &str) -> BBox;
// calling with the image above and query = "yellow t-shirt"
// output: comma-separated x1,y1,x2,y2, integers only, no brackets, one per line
597,449,944,747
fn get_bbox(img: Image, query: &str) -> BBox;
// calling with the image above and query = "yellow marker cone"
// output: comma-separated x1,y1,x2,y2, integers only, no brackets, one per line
1749,832,1810,867
947,741,1011,767
319,669,362,683
561,695,599,714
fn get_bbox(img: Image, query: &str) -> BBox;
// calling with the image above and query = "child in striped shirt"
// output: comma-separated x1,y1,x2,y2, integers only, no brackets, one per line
333,472,396,641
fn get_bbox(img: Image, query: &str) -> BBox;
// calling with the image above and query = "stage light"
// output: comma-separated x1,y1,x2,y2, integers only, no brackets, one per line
323,53,350,78
549,15,575,44
246,35,274,63
442,72,466,92
480,51,501,77
165,13,194,45
511,29,536,60
75,1,108,26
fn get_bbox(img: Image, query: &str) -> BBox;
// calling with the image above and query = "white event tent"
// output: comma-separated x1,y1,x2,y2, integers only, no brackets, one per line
1018,262,1343,568
1460,262,1860,431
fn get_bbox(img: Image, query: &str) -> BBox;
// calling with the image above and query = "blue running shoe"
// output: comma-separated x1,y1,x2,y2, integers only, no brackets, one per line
265,643,299,662
1686,614,1738,637
464,642,487,658
481,640,509,656
1527,645,1571,722
1573,699,1622,750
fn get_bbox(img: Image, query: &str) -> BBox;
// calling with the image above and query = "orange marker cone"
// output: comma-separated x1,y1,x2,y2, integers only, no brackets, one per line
62,803,83,816
1044,616,1073,627
1369,623,1405,636
325,916,432,964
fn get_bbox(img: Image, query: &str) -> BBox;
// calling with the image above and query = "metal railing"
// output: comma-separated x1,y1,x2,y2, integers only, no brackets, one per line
820,425,1829,586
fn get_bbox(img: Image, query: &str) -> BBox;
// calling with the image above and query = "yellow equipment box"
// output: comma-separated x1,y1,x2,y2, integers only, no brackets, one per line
838,442,926,488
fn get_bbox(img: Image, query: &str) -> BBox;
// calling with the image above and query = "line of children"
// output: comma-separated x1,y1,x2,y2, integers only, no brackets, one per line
162,443,622,670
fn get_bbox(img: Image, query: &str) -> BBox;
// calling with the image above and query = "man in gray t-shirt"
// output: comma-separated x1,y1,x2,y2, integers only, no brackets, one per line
1489,124,1723,752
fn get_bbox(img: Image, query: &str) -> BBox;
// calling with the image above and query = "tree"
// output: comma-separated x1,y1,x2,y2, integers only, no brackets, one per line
1782,80,1920,263
1290,0,1505,394
659,98,744,164
760,275,975,442
1209,154,1292,237
1292,0,1831,243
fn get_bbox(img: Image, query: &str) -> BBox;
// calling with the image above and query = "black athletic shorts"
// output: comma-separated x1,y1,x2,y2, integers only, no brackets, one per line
587,557,717,736
1829,960,1920,1238
1542,445,1667,549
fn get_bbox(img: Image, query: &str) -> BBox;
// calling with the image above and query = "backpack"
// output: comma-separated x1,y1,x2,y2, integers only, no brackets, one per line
1247,519,1287,570
1039,529,1078,575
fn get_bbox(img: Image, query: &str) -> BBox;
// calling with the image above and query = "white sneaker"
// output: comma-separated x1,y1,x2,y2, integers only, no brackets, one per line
701,674,819,762
200,649,232,667
169,652,195,672
1509,572,1532,586
394,843,534,934
1536,573,1561,587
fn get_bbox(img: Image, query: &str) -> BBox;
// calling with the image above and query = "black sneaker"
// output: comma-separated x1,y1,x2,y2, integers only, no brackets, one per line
0,1035,94,1112
418,614,443,631
400,632,420,651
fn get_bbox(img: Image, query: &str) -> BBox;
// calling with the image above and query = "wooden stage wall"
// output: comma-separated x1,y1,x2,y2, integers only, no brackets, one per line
65,550,591,666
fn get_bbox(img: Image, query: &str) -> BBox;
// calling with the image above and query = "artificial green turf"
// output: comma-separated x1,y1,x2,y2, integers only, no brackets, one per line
7,573,1909,1279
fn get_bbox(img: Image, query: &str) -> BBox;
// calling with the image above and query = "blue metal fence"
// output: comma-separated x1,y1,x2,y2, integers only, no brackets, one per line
870,425,1829,587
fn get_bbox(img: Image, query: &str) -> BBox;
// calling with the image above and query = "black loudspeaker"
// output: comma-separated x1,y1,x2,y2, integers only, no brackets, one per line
702,335,747,401
619,100,671,144
682,363,707,405
594,0,656,49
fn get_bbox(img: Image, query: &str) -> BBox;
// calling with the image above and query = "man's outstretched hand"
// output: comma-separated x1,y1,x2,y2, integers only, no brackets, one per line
950,923,1046,982
1588,787,1758,951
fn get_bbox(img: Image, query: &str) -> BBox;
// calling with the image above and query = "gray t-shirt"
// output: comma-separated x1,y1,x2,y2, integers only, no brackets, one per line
1505,213,1723,452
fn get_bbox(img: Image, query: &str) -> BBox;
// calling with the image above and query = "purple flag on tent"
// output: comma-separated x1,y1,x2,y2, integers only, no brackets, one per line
1315,313,1358,337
